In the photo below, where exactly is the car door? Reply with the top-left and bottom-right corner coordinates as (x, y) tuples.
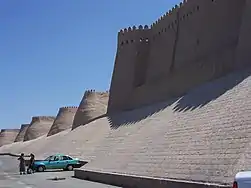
(60, 156), (69, 169)
(45, 155), (55, 169)
(46, 155), (60, 169)
(51, 156), (62, 169)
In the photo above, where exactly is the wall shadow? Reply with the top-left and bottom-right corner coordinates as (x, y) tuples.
(173, 68), (251, 112)
(107, 98), (177, 129)
(108, 68), (251, 129)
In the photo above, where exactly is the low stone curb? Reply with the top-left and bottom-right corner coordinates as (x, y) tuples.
(74, 169), (231, 188)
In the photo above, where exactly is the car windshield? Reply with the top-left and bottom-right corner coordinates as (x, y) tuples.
(44, 156), (52, 161)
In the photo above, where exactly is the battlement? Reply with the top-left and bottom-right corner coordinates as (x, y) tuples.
(150, 0), (195, 29)
(116, 0), (202, 49)
(83, 90), (109, 98)
(119, 25), (149, 35)
(117, 25), (151, 48)
(151, 2), (183, 28)
(60, 106), (78, 110)
(31, 116), (56, 123)
(61, 106), (78, 109)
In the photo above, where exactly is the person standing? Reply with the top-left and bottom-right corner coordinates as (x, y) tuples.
(17, 153), (26, 175)
(27, 153), (35, 173)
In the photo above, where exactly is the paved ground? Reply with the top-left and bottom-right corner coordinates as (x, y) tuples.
(0, 156), (120, 188)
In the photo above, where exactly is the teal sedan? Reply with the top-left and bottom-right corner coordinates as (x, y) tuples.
(33, 154), (81, 172)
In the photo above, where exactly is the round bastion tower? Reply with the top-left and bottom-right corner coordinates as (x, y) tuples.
(14, 124), (30, 142)
(0, 129), (20, 147)
(47, 106), (78, 136)
(23, 116), (55, 141)
(72, 90), (109, 130)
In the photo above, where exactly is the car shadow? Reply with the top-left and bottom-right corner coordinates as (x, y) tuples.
(43, 169), (65, 173)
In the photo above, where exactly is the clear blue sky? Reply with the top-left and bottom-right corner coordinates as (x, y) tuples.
(0, 0), (180, 129)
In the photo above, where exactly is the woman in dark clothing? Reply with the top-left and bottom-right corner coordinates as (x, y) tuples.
(27, 153), (35, 173)
(17, 153), (26, 175)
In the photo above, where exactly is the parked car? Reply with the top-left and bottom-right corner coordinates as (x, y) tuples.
(33, 154), (81, 172)
(233, 171), (251, 188)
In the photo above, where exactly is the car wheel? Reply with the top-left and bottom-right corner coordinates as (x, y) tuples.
(67, 165), (73, 171)
(37, 166), (45, 172)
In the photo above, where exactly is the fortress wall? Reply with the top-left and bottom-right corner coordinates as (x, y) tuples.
(47, 107), (78, 136)
(0, 129), (20, 147)
(108, 0), (247, 112)
(23, 116), (55, 141)
(174, 0), (244, 70)
(72, 90), (109, 130)
(14, 124), (29, 142)
(235, 0), (251, 69)
(146, 6), (178, 83)
(108, 27), (151, 113)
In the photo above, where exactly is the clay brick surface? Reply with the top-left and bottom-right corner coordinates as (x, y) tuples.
(0, 129), (19, 147)
(47, 107), (78, 136)
(14, 124), (29, 142)
(1, 69), (251, 185)
(23, 116), (55, 141)
(72, 90), (109, 130)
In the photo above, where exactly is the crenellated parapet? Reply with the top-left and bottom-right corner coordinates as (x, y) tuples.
(118, 25), (151, 48)
(61, 106), (78, 109)
(72, 89), (109, 130)
(116, 0), (200, 44)
(31, 116), (56, 123)
(59, 106), (78, 113)
(119, 25), (149, 35)
(84, 89), (109, 98)
(150, 0), (188, 29)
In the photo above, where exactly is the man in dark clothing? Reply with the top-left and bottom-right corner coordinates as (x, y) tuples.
(27, 153), (35, 174)
(17, 153), (26, 175)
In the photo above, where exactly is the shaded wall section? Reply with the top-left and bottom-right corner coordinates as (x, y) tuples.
(14, 124), (29, 142)
(24, 116), (55, 141)
(235, 0), (251, 69)
(72, 90), (109, 130)
(47, 107), (78, 136)
(0, 129), (19, 147)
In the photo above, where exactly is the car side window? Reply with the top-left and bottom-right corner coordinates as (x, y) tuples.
(67, 156), (73, 160)
(62, 156), (69, 160)
(54, 156), (60, 161)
